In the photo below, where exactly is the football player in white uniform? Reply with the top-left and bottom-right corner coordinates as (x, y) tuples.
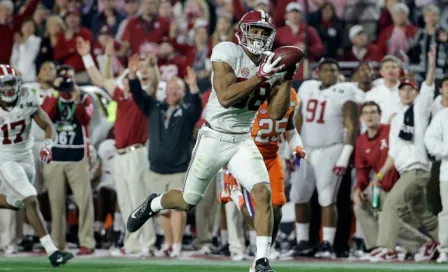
(288, 59), (364, 258)
(0, 65), (73, 266)
(127, 10), (292, 272)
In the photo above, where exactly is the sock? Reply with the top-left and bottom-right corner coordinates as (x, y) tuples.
(249, 230), (257, 247)
(322, 227), (336, 245)
(295, 223), (309, 243)
(255, 236), (271, 261)
(230, 188), (245, 212)
(221, 230), (228, 245)
(113, 212), (124, 232)
(94, 221), (103, 233)
(150, 194), (164, 213)
(40, 234), (58, 256)
(172, 243), (182, 254)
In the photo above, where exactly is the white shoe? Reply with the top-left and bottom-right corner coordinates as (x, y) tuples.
(269, 248), (281, 259)
(198, 244), (212, 255)
(170, 249), (181, 258)
(231, 252), (247, 261)
(4, 245), (17, 255)
(414, 241), (438, 262)
(248, 262), (255, 272)
(369, 247), (398, 262)
(437, 252), (448, 263)
(155, 244), (170, 257)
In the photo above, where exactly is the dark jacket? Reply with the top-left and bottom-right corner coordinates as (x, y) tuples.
(129, 78), (202, 174)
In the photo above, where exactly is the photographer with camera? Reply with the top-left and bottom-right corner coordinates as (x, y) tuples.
(41, 65), (96, 255)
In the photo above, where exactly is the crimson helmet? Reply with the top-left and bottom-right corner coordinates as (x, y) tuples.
(0, 65), (20, 103)
(235, 10), (276, 56)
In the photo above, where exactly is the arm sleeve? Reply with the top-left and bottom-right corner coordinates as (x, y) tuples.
(129, 78), (157, 117)
(424, 111), (447, 159)
(75, 94), (93, 126)
(415, 82), (435, 120)
(354, 138), (370, 191)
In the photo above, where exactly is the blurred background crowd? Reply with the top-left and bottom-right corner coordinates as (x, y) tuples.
(0, 0), (448, 263)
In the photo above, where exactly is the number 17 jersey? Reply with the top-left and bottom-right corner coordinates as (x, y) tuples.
(0, 86), (39, 161)
(206, 42), (282, 134)
(299, 80), (364, 148)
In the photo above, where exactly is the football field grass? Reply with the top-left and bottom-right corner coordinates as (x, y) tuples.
(0, 257), (447, 272)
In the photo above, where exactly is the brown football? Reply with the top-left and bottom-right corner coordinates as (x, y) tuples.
(272, 46), (306, 70)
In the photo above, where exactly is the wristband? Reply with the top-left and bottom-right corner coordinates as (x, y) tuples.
(82, 54), (95, 69)
(42, 138), (53, 150)
(376, 173), (384, 181)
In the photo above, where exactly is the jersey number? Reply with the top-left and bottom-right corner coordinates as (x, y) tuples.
(305, 99), (326, 124)
(55, 131), (76, 145)
(233, 82), (270, 111)
(1, 120), (26, 145)
(255, 118), (288, 143)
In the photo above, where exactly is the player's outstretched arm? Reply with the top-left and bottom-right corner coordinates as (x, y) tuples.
(212, 62), (263, 108)
(267, 80), (292, 120)
(33, 107), (56, 141)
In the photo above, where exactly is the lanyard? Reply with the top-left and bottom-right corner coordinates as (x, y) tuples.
(58, 99), (76, 121)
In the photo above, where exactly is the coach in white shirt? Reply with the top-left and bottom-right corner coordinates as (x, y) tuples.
(366, 48), (438, 262)
(425, 107), (448, 263)
(365, 55), (402, 124)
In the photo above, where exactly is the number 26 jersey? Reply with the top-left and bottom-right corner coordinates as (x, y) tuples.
(206, 42), (283, 134)
(299, 80), (364, 148)
(0, 86), (39, 161)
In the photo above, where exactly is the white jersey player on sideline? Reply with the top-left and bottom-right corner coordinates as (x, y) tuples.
(287, 59), (364, 258)
(0, 65), (73, 266)
(127, 10), (299, 272)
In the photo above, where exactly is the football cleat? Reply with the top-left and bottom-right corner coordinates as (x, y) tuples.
(254, 258), (275, 272)
(127, 193), (160, 233)
(437, 252), (448, 263)
(49, 250), (74, 267)
(314, 241), (334, 258)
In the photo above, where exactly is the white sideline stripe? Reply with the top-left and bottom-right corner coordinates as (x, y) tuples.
(0, 257), (446, 270)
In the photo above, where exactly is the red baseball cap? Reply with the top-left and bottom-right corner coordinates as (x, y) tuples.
(398, 79), (418, 90)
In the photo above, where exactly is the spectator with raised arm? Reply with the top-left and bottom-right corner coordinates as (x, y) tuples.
(0, 0), (40, 64)
(127, 55), (202, 258)
(53, 8), (94, 83)
(10, 19), (41, 82)
(367, 46), (438, 262)
(77, 37), (158, 256)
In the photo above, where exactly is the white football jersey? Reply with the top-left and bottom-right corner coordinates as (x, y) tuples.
(0, 86), (39, 161)
(299, 80), (365, 148)
(205, 42), (282, 133)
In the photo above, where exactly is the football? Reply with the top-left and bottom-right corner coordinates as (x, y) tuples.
(272, 46), (306, 70)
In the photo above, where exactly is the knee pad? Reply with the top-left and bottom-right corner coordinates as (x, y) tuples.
(318, 187), (336, 207)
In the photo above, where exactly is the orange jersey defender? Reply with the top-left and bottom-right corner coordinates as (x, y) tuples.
(226, 89), (299, 208)
(251, 88), (299, 158)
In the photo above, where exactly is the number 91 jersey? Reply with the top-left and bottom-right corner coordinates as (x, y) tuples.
(252, 89), (298, 158)
(0, 86), (39, 160)
(299, 80), (365, 148)
(206, 42), (283, 133)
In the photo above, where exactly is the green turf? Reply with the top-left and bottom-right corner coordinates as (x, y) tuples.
(0, 257), (446, 271)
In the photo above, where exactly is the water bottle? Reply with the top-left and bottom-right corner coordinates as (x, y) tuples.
(372, 185), (381, 209)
